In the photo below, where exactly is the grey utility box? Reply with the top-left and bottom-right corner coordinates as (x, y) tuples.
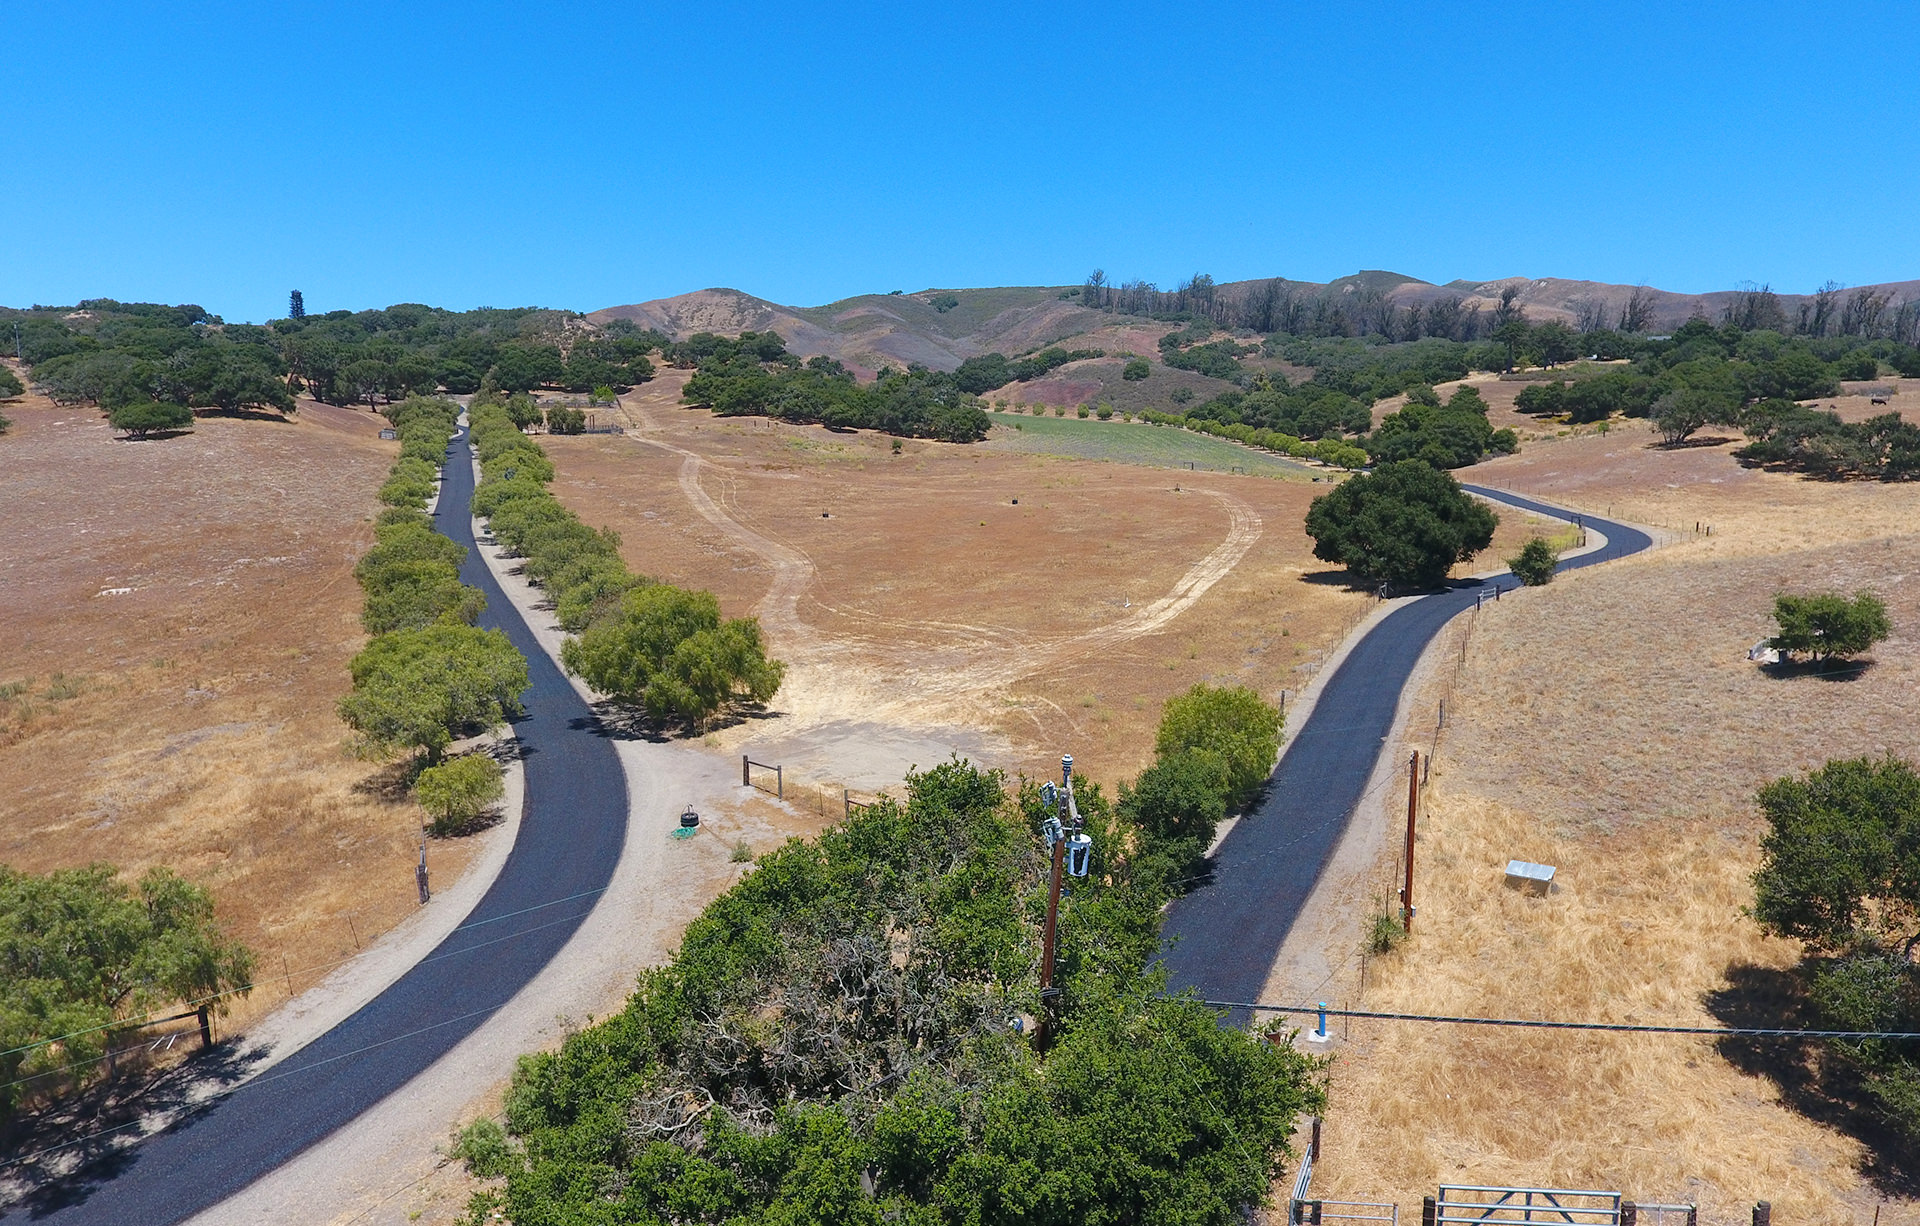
(1504, 859), (1555, 896)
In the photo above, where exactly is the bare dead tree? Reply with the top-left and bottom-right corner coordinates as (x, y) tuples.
(1571, 296), (1611, 333)
(1840, 287), (1893, 337)
(1619, 285), (1657, 334)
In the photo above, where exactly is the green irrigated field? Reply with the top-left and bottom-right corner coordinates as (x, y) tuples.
(982, 411), (1319, 479)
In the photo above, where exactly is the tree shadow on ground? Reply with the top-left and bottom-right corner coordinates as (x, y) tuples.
(0, 1037), (271, 1217)
(112, 429), (194, 443)
(1706, 961), (1920, 1194)
(1758, 658), (1874, 682)
(351, 757), (424, 802)
(1651, 435), (1740, 450)
(191, 407), (296, 425)
(580, 698), (776, 744)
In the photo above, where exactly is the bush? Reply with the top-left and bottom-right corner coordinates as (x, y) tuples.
(1769, 591), (1891, 665)
(0, 365), (23, 398)
(1122, 357), (1150, 381)
(1507, 536), (1559, 586)
(108, 400), (193, 438)
(415, 753), (505, 834)
(1154, 683), (1283, 812)
(546, 406), (585, 434)
(1096, 404), (1114, 420)
(450, 1117), (519, 1179)
(1304, 460), (1499, 591)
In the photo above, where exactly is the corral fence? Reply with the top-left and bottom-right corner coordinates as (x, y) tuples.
(1290, 1123), (1399, 1226)
(742, 755), (783, 799)
(1429, 1186), (1620, 1226)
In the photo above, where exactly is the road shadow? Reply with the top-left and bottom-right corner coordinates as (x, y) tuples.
(1706, 961), (1920, 1194)
(0, 1038), (270, 1217)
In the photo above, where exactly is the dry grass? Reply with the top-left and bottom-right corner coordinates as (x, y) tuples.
(544, 371), (1417, 785)
(1312, 425), (1920, 1221)
(0, 384), (481, 1035)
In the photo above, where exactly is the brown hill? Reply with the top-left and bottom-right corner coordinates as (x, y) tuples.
(589, 286), (1109, 377)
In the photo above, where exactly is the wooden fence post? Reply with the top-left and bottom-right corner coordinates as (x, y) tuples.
(1752, 1203), (1771, 1226)
(1422, 1196), (1437, 1226)
(197, 1005), (213, 1049)
(742, 754), (750, 786)
(1620, 1203), (1636, 1226)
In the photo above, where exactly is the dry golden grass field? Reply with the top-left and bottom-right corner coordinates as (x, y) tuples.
(542, 370), (1547, 791)
(0, 380), (482, 1037)
(1313, 419), (1920, 1223)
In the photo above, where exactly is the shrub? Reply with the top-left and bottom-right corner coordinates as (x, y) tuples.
(1077, 405), (1090, 418)
(1304, 460), (1499, 591)
(108, 400), (193, 438)
(450, 1117), (519, 1178)
(1365, 909), (1405, 956)
(0, 365), (23, 398)
(546, 406), (586, 434)
(415, 753), (505, 834)
(1096, 404), (1114, 420)
(1769, 591), (1891, 665)
(1507, 536), (1559, 586)
(1154, 683), (1284, 812)
(1122, 357), (1150, 381)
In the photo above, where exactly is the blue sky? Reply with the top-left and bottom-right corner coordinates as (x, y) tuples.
(4, 1), (1917, 322)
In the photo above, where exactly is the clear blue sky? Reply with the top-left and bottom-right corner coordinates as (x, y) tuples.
(4, 1), (1917, 322)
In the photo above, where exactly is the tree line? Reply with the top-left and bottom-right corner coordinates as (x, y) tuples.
(337, 397), (529, 765)
(678, 331), (994, 443)
(467, 392), (786, 728)
(459, 685), (1317, 1225)
(3, 299), (670, 422)
(1081, 269), (1920, 346)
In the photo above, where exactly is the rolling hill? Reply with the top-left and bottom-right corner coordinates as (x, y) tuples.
(589, 273), (1920, 377)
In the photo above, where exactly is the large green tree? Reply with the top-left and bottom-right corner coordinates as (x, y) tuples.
(561, 585), (784, 728)
(1, 864), (255, 1119)
(1305, 460), (1499, 591)
(478, 761), (1322, 1225)
(1153, 683), (1283, 812)
(338, 623), (528, 760)
(1752, 757), (1920, 1142)
(1769, 592), (1891, 665)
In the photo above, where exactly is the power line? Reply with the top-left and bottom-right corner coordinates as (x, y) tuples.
(1199, 1000), (1920, 1041)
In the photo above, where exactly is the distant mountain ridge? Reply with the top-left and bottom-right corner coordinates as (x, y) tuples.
(589, 273), (1920, 374)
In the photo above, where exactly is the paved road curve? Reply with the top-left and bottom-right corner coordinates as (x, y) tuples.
(9, 427), (630, 1224)
(1158, 487), (1652, 1012)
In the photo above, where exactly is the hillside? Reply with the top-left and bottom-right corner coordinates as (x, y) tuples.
(590, 273), (1920, 375)
(588, 285), (1108, 377)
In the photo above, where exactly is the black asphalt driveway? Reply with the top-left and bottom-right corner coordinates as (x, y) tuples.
(9, 426), (629, 1224)
(1158, 487), (1651, 1012)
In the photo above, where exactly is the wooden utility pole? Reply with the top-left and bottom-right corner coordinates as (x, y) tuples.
(1034, 826), (1066, 1052)
(1034, 755), (1074, 1054)
(1402, 750), (1420, 934)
